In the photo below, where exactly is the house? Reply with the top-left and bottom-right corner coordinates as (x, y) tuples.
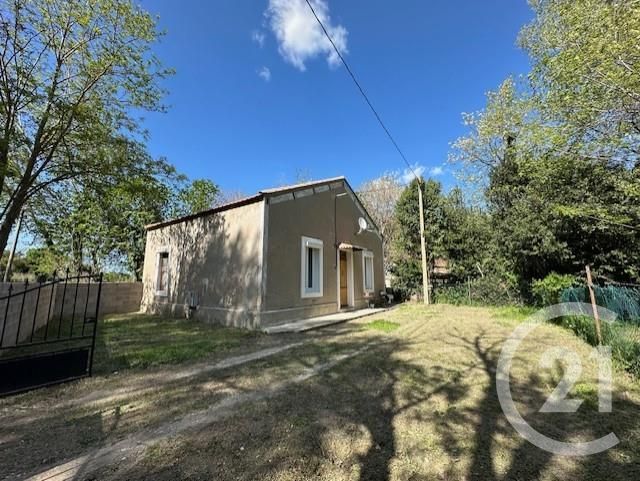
(140, 177), (384, 329)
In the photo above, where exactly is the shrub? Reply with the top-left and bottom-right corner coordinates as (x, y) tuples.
(434, 272), (522, 306)
(531, 273), (578, 306)
(554, 316), (640, 379)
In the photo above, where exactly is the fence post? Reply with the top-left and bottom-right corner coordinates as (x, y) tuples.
(585, 265), (603, 345)
(88, 273), (103, 377)
(69, 274), (80, 337)
(44, 272), (57, 340)
(0, 283), (12, 348)
(57, 269), (69, 338)
(15, 280), (28, 345)
(30, 281), (42, 342)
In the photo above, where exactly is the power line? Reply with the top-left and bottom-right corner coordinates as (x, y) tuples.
(303, 0), (421, 184)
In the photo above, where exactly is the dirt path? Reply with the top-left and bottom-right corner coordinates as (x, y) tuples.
(4, 305), (640, 481)
(23, 345), (372, 481)
(1, 318), (384, 481)
(50, 341), (307, 410)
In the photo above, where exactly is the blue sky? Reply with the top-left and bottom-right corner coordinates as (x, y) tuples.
(140, 0), (533, 195)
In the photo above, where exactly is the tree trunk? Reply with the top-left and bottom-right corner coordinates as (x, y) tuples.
(0, 193), (25, 255)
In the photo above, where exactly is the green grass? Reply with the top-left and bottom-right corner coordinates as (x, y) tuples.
(491, 305), (537, 325)
(363, 319), (400, 332)
(93, 313), (258, 374)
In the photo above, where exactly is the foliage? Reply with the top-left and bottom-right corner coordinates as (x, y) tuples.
(0, 0), (171, 255)
(531, 273), (578, 306)
(23, 247), (66, 279)
(390, 177), (495, 298)
(171, 179), (220, 217)
(434, 272), (522, 306)
(390, 178), (446, 296)
(30, 170), (218, 279)
(449, 0), (640, 297)
(554, 315), (640, 379)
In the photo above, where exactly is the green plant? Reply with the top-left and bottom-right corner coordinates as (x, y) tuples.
(434, 272), (522, 307)
(531, 273), (577, 306)
(364, 320), (400, 332)
(554, 315), (640, 379)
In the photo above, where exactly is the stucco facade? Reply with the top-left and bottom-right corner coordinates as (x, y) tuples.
(141, 177), (384, 329)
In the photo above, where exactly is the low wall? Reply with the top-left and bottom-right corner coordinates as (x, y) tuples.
(0, 282), (142, 347)
(53, 282), (143, 319)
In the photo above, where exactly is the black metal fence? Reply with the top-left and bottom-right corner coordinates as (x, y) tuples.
(0, 271), (103, 396)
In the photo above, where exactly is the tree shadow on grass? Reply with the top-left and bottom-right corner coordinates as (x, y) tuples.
(439, 328), (640, 481)
(9, 322), (640, 481)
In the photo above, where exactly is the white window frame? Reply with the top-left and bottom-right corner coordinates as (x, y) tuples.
(301, 236), (323, 298)
(155, 247), (170, 297)
(362, 250), (375, 294)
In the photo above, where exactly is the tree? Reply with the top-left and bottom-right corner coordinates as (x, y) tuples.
(391, 178), (447, 294)
(449, 0), (640, 286)
(171, 179), (220, 218)
(0, 0), (170, 254)
(440, 187), (492, 282)
(520, 0), (640, 163)
(358, 174), (403, 273)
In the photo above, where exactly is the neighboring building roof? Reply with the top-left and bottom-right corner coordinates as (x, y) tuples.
(145, 176), (380, 236)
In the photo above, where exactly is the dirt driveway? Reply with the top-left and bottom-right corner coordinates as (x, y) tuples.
(2, 305), (640, 480)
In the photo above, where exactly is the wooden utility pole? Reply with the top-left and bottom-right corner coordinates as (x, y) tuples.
(585, 265), (603, 345)
(418, 184), (430, 305)
(3, 210), (24, 283)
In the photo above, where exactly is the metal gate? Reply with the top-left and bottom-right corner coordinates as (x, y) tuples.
(0, 271), (103, 396)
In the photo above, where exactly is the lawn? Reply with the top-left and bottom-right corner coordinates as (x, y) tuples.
(2, 304), (640, 480)
(93, 313), (260, 374)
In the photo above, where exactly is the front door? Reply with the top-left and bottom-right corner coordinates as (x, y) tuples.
(339, 251), (348, 307)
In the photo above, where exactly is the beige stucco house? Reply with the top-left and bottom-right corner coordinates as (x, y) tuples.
(140, 177), (384, 329)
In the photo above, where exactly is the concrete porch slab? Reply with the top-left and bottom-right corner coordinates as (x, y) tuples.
(262, 307), (388, 334)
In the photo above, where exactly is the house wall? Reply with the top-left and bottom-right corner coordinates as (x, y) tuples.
(262, 181), (384, 326)
(140, 201), (264, 329)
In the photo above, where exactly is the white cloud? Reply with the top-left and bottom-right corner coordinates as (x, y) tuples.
(399, 164), (425, 184)
(252, 30), (266, 47)
(265, 0), (348, 71)
(429, 166), (444, 176)
(258, 66), (271, 82)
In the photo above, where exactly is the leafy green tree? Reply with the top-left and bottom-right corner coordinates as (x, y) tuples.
(23, 247), (66, 279)
(391, 178), (446, 294)
(440, 187), (492, 282)
(171, 179), (220, 217)
(449, 0), (640, 289)
(391, 179), (494, 295)
(0, 0), (171, 254)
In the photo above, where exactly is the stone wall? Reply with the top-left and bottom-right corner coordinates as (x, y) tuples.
(0, 282), (142, 348)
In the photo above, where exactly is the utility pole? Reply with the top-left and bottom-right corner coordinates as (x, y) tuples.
(3, 210), (24, 283)
(418, 183), (430, 305)
(585, 265), (602, 345)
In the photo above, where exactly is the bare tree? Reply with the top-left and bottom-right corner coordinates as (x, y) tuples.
(357, 173), (403, 275)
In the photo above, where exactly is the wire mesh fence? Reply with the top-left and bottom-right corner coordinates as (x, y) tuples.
(561, 285), (640, 324)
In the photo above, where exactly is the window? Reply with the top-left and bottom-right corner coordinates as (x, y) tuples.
(301, 237), (323, 298)
(363, 251), (374, 293)
(156, 250), (169, 296)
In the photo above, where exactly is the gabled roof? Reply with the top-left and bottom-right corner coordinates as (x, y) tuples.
(259, 176), (345, 194)
(145, 176), (380, 237)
